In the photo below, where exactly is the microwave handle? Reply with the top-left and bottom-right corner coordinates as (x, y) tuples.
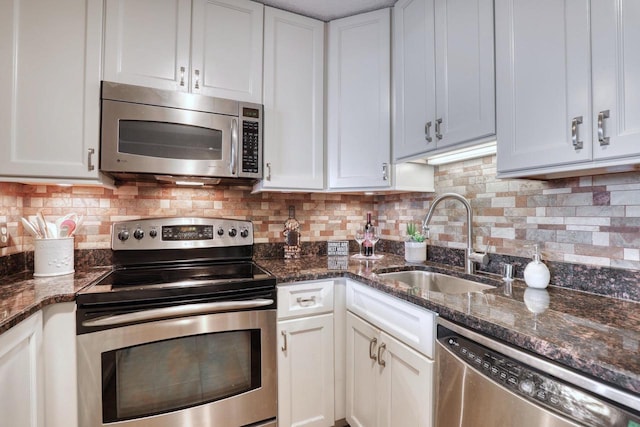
(231, 118), (238, 175)
(81, 299), (274, 327)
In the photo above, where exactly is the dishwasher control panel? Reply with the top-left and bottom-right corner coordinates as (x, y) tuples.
(440, 332), (640, 427)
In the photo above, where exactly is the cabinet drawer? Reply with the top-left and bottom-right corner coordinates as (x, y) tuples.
(346, 279), (436, 358)
(277, 280), (335, 319)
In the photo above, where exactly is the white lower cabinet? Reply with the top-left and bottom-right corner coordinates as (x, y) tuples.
(277, 280), (336, 427)
(346, 280), (435, 427)
(0, 304), (78, 427)
(42, 302), (78, 427)
(0, 312), (44, 427)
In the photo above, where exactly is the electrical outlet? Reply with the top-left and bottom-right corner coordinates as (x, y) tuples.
(0, 222), (8, 247)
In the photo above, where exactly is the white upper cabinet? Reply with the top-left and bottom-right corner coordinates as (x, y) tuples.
(495, 0), (591, 173)
(327, 9), (392, 190)
(393, 0), (495, 161)
(257, 7), (325, 191)
(591, 0), (640, 161)
(103, 0), (191, 92)
(103, 0), (263, 103)
(496, 0), (640, 178)
(0, 0), (104, 183)
(191, 0), (263, 101)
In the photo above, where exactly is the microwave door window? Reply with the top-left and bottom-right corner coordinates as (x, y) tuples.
(118, 121), (223, 161)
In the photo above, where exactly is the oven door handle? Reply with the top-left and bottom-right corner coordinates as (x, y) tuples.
(81, 299), (274, 327)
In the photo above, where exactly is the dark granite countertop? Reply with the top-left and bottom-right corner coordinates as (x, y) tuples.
(0, 268), (111, 334)
(1, 254), (638, 400)
(257, 254), (640, 398)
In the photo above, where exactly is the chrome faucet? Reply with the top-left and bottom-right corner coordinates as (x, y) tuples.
(422, 193), (488, 274)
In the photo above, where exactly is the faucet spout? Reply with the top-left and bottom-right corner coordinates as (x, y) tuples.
(422, 193), (487, 274)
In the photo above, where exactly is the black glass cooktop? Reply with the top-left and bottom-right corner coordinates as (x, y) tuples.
(77, 261), (276, 306)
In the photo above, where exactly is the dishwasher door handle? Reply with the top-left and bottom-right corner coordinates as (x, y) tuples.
(82, 299), (274, 327)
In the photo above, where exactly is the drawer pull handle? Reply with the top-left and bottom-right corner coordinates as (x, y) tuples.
(179, 66), (185, 86)
(87, 148), (95, 171)
(598, 110), (610, 146)
(425, 121), (433, 142)
(296, 296), (316, 307)
(571, 116), (583, 150)
(281, 330), (287, 352)
(435, 118), (443, 140)
(369, 337), (378, 361)
(378, 343), (387, 367)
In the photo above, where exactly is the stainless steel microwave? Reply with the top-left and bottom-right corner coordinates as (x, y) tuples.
(100, 81), (262, 184)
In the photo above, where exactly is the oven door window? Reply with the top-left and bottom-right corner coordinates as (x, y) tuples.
(118, 120), (223, 161)
(101, 330), (261, 422)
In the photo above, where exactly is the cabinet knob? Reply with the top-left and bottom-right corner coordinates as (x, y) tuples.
(597, 110), (610, 146)
(571, 116), (584, 150)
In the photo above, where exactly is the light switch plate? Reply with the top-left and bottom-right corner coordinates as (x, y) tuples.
(0, 222), (8, 247)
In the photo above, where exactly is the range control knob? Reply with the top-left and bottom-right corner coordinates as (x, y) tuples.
(229, 228), (237, 237)
(240, 228), (249, 238)
(149, 229), (158, 238)
(118, 229), (130, 241)
(217, 227), (225, 236)
(133, 229), (144, 240)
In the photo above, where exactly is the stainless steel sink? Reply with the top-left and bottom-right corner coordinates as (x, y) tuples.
(378, 271), (495, 294)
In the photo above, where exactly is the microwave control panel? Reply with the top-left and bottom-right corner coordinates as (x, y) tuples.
(240, 106), (261, 178)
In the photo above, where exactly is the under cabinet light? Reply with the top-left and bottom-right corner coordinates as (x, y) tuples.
(175, 181), (205, 186)
(426, 141), (497, 165)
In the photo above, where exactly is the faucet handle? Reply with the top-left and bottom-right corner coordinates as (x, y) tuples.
(469, 239), (491, 266)
(422, 225), (430, 240)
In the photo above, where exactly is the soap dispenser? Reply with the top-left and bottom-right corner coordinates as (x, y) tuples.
(524, 244), (550, 289)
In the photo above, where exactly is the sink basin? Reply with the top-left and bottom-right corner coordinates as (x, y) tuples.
(378, 271), (495, 294)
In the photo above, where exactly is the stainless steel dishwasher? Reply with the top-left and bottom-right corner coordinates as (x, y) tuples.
(436, 319), (640, 427)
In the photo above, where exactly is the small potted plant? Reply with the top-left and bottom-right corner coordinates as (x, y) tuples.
(405, 223), (427, 263)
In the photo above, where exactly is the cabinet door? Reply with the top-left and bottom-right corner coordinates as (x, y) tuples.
(378, 332), (434, 427)
(42, 303), (78, 427)
(261, 7), (325, 190)
(393, 0), (437, 160)
(434, 0), (495, 149)
(591, 0), (640, 160)
(496, 0), (592, 173)
(191, 0), (263, 102)
(346, 312), (380, 427)
(0, 312), (43, 427)
(327, 9), (391, 189)
(103, 0), (192, 92)
(278, 314), (335, 427)
(0, 0), (102, 180)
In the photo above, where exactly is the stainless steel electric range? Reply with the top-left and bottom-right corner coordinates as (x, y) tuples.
(76, 217), (277, 427)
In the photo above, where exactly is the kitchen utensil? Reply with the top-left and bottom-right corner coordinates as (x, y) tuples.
(46, 222), (58, 239)
(36, 214), (50, 239)
(21, 217), (42, 238)
(59, 219), (76, 237)
(70, 215), (83, 237)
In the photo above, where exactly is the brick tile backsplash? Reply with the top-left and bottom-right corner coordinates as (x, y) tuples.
(1, 154), (640, 270)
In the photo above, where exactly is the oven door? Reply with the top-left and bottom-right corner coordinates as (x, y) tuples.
(77, 309), (276, 427)
(101, 99), (238, 178)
